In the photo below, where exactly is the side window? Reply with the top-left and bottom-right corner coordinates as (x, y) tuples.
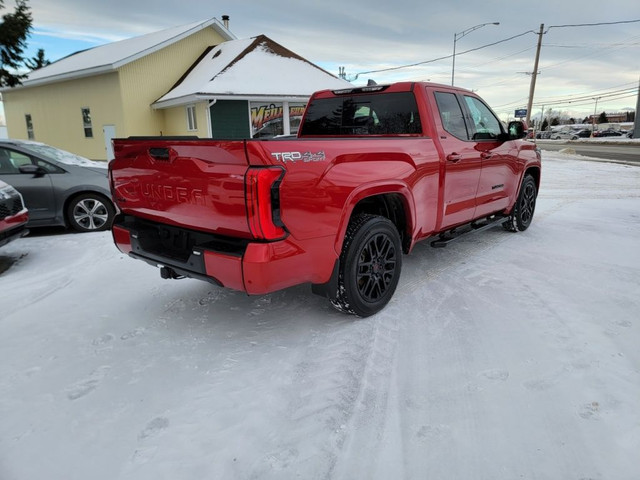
(34, 158), (64, 173)
(186, 105), (198, 131)
(0, 149), (64, 174)
(0, 148), (19, 173)
(434, 92), (469, 140)
(463, 96), (502, 140)
(0, 149), (32, 174)
(81, 107), (93, 138)
(10, 152), (33, 169)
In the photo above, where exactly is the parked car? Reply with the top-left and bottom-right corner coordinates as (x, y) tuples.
(573, 129), (592, 138)
(0, 179), (29, 247)
(535, 131), (552, 139)
(550, 131), (575, 140)
(593, 129), (623, 137)
(0, 140), (115, 232)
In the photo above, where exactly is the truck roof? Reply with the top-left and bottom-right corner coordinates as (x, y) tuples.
(311, 81), (474, 99)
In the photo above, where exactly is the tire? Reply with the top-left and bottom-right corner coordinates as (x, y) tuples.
(331, 214), (402, 317)
(66, 193), (115, 232)
(504, 175), (537, 232)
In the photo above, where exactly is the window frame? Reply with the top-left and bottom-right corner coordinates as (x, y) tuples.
(186, 105), (198, 131)
(461, 95), (504, 141)
(434, 91), (470, 141)
(81, 107), (93, 138)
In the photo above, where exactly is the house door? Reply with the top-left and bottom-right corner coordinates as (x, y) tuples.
(103, 125), (116, 161)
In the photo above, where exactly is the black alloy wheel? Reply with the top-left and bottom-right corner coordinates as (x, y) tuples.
(504, 175), (537, 232)
(332, 214), (402, 317)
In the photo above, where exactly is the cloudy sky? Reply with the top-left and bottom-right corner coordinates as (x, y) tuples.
(19, 0), (640, 120)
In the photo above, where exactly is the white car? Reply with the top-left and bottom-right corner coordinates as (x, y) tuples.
(550, 131), (578, 140)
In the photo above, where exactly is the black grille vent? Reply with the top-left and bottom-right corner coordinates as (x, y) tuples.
(0, 194), (25, 220)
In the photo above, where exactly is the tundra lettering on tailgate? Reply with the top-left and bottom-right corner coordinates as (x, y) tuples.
(139, 182), (205, 206)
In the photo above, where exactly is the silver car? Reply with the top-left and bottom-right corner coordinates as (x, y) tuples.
(0, 140), (115, 232)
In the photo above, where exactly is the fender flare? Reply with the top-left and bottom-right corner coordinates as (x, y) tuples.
(332, 182), (417, 255)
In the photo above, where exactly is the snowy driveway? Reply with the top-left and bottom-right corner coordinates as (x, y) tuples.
(1, 153), (639, 480)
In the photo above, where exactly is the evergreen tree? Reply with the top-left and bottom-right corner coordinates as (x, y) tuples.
(598, 111), (608, 124)
(0, 0), (33, 87)
(25, 47), (49, 70)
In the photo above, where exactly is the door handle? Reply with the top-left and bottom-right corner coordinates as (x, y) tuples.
(480, 152), (494, 160)
(447, 153), (462, 163)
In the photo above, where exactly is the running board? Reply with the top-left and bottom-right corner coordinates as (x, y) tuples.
(430, 216), (508, 248)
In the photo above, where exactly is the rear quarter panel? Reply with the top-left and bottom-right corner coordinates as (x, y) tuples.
(246, 138), (441, 253)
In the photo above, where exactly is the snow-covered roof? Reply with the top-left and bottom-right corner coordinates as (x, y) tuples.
(7, 18), (235, 90)
(153, 35), (352, 108)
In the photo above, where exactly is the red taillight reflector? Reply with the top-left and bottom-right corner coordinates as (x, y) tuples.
(245, 167), (286, 240)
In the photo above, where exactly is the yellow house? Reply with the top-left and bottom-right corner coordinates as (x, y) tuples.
(1, 17), (235, 160)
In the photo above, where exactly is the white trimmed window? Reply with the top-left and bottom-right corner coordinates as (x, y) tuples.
(186, 105), (198, 131)
(81, 107), (93, 138)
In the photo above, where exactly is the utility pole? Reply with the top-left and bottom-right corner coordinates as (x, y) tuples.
(526, 24), (544, 126)
(634, 77), (640, 139)
(591, 96), (601, 137)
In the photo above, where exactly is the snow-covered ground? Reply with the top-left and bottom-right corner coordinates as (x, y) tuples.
(1, 152), (639, 480)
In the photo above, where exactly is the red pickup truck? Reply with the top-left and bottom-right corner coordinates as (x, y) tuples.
(110, 82), (541, 316)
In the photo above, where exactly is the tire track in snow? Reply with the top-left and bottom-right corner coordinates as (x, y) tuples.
(266, 320), (379, 479)
(229, 314), (404, 480)
(327, 312), (405, 480)
(2, 274), (73, 319)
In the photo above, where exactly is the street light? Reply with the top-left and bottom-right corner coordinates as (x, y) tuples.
(452, 22), (499, 86)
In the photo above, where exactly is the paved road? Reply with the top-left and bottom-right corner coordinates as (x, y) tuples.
(536, 140), (640, 163)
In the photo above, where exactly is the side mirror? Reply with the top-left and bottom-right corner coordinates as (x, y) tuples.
(19, 164), (47, 177)
(508, 121), (527, 140)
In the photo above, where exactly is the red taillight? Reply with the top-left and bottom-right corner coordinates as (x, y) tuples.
(245, 167), (286, 240)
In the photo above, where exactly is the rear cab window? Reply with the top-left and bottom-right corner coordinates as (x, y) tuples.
(300, 91), (422, 136)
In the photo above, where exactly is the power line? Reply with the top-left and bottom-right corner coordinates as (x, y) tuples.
(493, 83), (638, 111)
(546, 19), (640, 32)
(348, 19), (640, 80)
(534, 87), (636, 105)
(350, 30), (536, 79)
(533, 93), (637, 110)
(540, 33), (640, 71)
(459, 46), (536, 71)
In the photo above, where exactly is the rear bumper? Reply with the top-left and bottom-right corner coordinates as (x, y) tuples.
(112, 215), (337, 295)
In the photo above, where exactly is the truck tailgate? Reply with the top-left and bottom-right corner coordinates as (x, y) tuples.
(110, 139), (251, 237)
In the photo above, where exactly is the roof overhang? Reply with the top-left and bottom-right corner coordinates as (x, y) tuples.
(1, 65), (118, 91)
(152, 93), (311, 109)
(1, 18), (236, 92)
